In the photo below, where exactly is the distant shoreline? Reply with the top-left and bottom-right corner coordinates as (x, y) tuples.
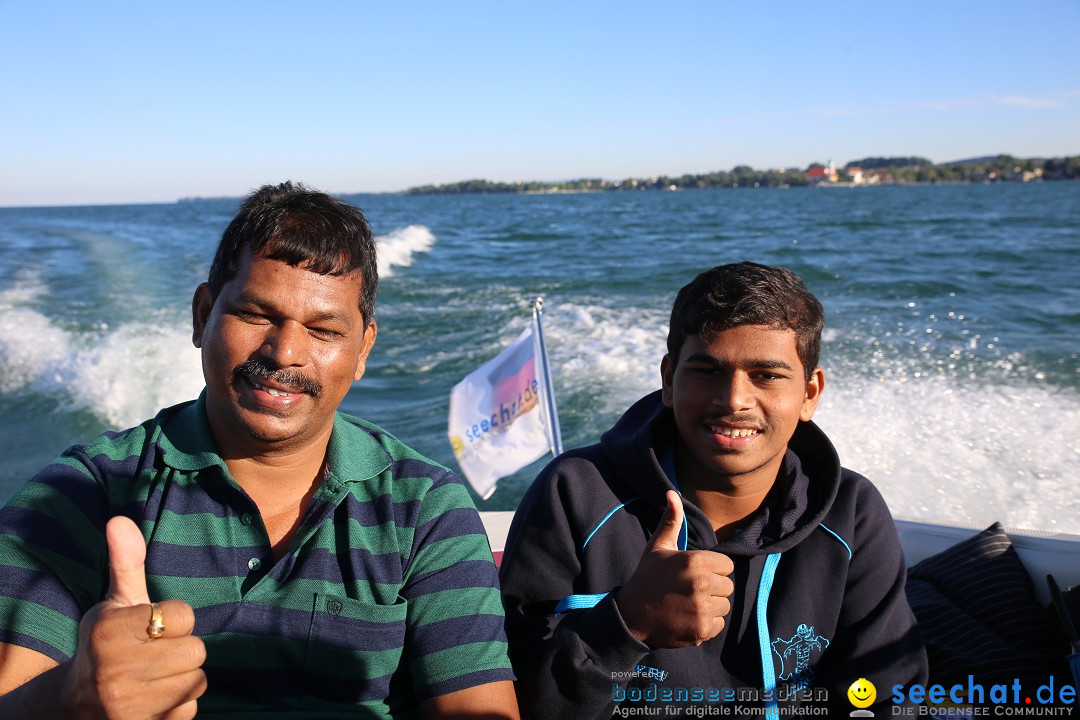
(421, 178), (1074, 197)
(406, 154), (1080, 196)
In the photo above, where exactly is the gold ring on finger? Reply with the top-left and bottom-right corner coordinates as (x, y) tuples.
(147, 602), (165, 639)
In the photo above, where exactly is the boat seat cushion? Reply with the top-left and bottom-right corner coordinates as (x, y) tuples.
(906, 522), (1067, 686)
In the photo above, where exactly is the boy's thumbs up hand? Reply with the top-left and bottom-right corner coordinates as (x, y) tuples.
(615, 492), (735, 648)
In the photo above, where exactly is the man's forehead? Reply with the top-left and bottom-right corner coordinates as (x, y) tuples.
(247, 244), (359, 271)
(223, 250), (365, 308)
(236, 248), (364, 283)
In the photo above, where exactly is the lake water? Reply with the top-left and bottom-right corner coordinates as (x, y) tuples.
(1, 183), (1077, 532)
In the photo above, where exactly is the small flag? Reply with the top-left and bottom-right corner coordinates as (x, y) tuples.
(449, 324), (553, 499)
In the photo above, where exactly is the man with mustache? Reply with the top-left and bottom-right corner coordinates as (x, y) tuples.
(500, 262), (926, 717)
(0, 183), (518, 719)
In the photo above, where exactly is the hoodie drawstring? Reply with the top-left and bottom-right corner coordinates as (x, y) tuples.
(756, 552), (783, 716)
(554, 592), (608, 614)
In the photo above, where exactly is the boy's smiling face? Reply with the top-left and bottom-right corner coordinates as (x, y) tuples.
(661, 324), (823, 491)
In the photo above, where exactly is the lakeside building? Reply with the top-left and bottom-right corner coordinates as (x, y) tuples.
(807, 160), (839, 184)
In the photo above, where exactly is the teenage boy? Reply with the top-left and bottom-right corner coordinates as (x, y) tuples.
(500, 262), (926, 717)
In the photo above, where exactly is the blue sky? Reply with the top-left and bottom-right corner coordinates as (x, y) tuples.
(2, 1), (1077, 206)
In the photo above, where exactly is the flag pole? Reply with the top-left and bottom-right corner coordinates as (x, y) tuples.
(531, 297), (563, 457)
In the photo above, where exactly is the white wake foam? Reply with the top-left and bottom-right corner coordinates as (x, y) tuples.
(0, 275), (73, 394)
(0, 277), (203, 428)
(375, 225), (435, 277)
(818, 376), (1080, 533)
(66, 324), (204, 429)
(542, 302), (668, 410)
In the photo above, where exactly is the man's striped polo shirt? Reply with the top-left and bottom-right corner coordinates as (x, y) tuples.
(0, 393), (514, 718)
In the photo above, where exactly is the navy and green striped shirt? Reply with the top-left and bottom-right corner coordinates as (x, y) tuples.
(0, 394), (513, 718)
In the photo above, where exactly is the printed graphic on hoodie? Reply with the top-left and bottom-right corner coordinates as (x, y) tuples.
(772, 623), (830, 690)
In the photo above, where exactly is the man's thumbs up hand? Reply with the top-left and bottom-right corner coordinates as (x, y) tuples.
(62, 516), (207, 720)
(615, 492), (734, 648)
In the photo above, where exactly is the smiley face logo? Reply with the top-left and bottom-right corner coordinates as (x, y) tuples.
(847, 678), (876, 708)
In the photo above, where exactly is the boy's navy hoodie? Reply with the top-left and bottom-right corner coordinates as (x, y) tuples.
(500, 391), (927, 718)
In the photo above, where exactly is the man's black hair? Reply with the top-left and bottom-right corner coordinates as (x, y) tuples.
(666, 262), (825, 381)
(207, 182), (378, 324)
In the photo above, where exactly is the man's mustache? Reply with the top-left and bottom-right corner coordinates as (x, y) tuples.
(234, 359), (322, 398)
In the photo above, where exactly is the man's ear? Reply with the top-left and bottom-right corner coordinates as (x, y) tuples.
(192, 283), (212, 348)
(353, 321), (378, 381)
(800, 366), (826, 422)
(660, 354), (674, 408)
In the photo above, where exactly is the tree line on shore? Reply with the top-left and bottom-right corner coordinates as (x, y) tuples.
(405, 154), (1080, 195)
